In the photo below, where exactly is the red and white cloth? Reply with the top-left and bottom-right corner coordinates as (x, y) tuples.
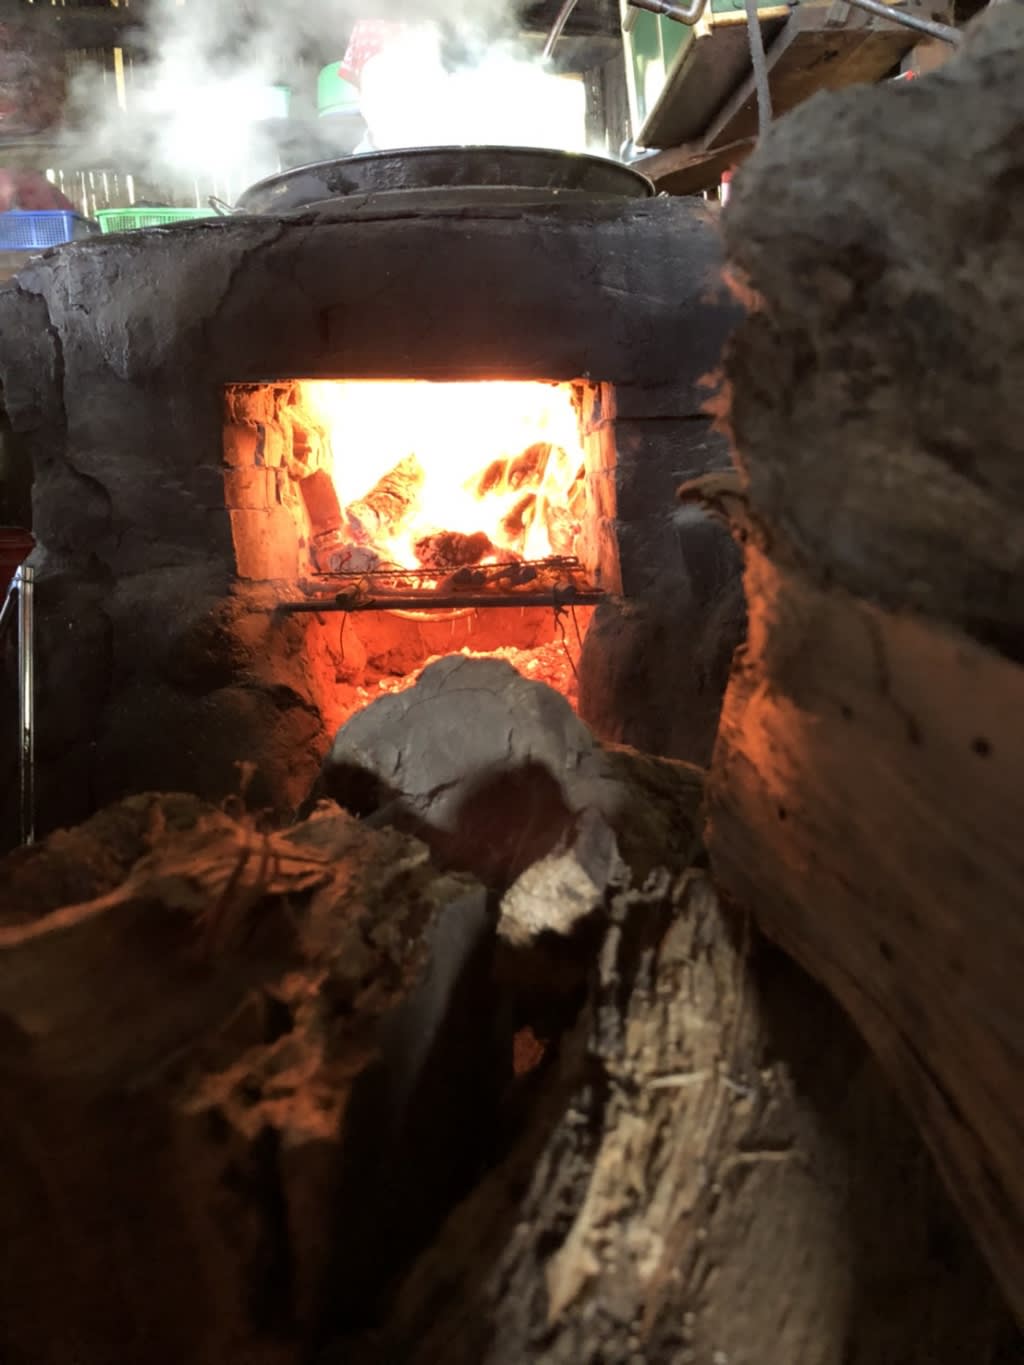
(339, 21), (409, 90)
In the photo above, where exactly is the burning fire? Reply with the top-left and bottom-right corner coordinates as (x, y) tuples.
(297, 380), (589, 578)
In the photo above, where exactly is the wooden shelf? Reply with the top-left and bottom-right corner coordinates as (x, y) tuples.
(639, 0), (930, 194)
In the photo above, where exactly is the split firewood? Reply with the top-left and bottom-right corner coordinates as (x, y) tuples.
(507, 442), (552, 490)
(476, 457), (507, 497)
(345, 453), (424, 544)
(501, 492), (537, 552)
(413, 530), (494, 571)
(567, 466), (587, 519)
(542, 498), (578, 557)
(475, 443), (552, 499)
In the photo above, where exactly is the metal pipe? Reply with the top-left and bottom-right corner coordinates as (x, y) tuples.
(626, 0), (711, 27)
(543, 0), (582, 59)
(276, 590), (605, 615)
(16, 565), (35, 846)
(833, 0), (960, 43)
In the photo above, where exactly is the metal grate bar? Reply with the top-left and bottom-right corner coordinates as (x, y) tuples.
(278, 585), (605, 615)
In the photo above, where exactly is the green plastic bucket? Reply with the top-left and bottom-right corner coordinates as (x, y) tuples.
(317, 62), (360, 117)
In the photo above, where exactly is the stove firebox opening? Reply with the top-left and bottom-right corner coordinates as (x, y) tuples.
(223, 379), (615, 732)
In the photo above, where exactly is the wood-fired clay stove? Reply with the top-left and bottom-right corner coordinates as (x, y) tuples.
(0, 190), (742, 841)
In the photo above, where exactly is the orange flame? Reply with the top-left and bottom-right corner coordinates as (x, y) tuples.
(298, 380), (587, 573)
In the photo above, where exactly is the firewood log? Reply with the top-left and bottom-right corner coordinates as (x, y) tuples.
(345, 453), (424, 544)
(0, 751), (1014, 1362)
(333, 867), (1017, 1364)
(697, 3), (1024, 1322)
(500, 492), (537, 552)
(413, 530), (494, 571)
(506, 441), (552, 490)
(475, 443), (552, 499)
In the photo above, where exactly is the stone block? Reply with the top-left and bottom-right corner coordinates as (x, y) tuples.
(299, 469), (343, 535)
(223, 466), (275, 511)
(318, 656), (597, 885)
(258, 421), (290, 469)
(229, 506), (301, 581)
(224, 384), (287, 427)
(222, 422), (261, 469)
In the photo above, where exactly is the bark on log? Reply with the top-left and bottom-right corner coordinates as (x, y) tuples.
(0, 773), (1016, 1360)
(333, 868), (1017, 1364)
(697, 2), (1024, 1323)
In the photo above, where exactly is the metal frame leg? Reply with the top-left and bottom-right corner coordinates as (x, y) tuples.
(17, 565), (34, 846)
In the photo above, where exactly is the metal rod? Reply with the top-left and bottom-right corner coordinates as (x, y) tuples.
(629, 0), (958, 40)
(543, 0), (582, 58)
(17, 565), (35, 846)
(277, 591), (605, 615)
(745, 0), (774, 130)
(830, 0), (960, 43)
(626, 0), (711, 27)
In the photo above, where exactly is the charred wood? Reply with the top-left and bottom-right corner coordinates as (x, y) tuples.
(413, 530), (495, 571)
(500, 491), (538, 551)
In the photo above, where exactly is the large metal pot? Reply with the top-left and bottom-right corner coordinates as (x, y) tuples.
(234, 145), (655, 215)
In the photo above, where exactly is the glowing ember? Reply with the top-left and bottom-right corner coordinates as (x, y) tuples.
(375, 639), (583, 701)
(297, 381), (589, 578)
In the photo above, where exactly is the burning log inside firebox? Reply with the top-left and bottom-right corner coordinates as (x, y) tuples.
(501, 492), (538, 554)
(476, 442), (552, 499)
(345, 453), (425, 544)
(413, 531), (495, 571)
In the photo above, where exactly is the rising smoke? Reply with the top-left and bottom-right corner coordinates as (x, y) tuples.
(59, 0), (591, 204)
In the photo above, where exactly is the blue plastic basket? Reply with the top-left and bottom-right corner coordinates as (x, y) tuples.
(0, 211), (92, 250)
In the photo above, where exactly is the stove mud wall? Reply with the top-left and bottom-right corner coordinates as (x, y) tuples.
(0, 196), (742, 841)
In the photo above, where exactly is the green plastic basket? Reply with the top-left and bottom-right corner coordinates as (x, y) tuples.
(94, 207), (212, 234)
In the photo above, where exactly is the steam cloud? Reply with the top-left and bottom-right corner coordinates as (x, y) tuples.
(59, 0), (593, 205)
